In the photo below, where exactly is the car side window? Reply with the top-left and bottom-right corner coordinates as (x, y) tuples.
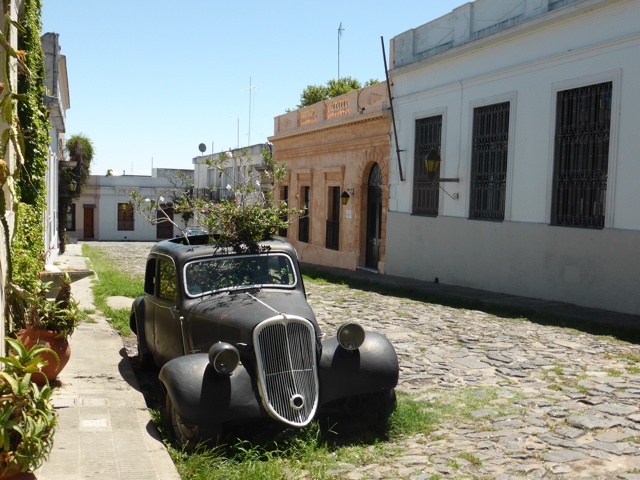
(144, 258), (156, 295)
(158, 258), (178, 302)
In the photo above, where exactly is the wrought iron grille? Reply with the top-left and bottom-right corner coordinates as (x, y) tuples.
(551, 82), (611, 229)
(413, 115), (442, 216)
(254, 316), (319, 427)
(469, 102), (510, 221)
(325, 220), (339, 250)
(298, 186), (310, 243)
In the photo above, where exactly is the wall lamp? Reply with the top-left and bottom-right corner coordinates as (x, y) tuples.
(424, 150), (460, 199)
(341, 188), (354, 206)
(68, 179), (77, 193)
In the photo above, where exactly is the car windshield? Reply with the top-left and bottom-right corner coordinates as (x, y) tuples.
(184, 253), (297, 297)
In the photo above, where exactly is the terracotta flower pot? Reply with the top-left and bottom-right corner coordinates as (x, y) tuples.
(17, 327), (71, 385)
(0, 470), (37, 479)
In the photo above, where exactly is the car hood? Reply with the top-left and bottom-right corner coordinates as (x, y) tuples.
(185, 289), (318, 353)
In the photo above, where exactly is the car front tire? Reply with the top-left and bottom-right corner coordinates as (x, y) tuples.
(166, 394), (220, 449)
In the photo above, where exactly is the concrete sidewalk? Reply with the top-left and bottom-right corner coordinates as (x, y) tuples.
(34, 244), (180, 480)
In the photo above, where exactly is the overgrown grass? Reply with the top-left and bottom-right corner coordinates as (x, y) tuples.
(82, 244), (143, 335)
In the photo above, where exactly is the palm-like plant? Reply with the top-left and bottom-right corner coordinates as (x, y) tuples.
(0, 338), (57, 475)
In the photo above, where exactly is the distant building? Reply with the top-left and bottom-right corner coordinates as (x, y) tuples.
(68, 169), (193, 241)
(269, 82), (391, 271)
(386, 0), (640, 314)
(192, 143), (269, 206)
(42, 32), (70, 265)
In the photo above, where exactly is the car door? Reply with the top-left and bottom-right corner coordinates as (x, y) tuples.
(153, 255), (185, 365)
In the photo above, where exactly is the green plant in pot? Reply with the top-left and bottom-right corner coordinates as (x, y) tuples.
(0, 338), (57, 477)
(8, 274), (80, 385)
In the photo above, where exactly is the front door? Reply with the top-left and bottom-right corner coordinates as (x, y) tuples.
(365, 164), (383, 269)
(83, 207), (94, 239)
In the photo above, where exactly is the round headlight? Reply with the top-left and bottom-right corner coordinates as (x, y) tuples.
(336, 322), (365, 351)
(208, 342), (240, 376)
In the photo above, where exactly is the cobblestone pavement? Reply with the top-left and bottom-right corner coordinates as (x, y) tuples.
(88, 242), (640, 480)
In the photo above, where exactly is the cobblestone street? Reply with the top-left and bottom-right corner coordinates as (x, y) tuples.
(89, 242), (640, 479)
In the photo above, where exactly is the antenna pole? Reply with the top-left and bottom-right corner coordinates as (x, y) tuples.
(338, 22), (344, 80)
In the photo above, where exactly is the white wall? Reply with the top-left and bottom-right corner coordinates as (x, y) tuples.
(386, 0), (640, 315)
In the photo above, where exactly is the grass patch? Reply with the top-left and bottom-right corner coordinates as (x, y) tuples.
(150, 388), (519, 480)
(82, 244), (144, 335)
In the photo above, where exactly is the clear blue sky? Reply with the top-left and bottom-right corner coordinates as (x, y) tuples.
(42, 1), (466, 176)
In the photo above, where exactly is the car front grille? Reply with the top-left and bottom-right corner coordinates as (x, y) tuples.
(253, 315), (319, 427)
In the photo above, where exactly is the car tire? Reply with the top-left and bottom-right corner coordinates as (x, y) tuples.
(324, 388), (397, 435)
(166, 394), (220, 449)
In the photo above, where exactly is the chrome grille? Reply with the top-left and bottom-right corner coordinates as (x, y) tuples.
(254, 315), (319, 427)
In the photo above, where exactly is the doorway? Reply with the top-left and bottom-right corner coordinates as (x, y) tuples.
(83, 206), (94, 239)
(365, 164), (382, 269)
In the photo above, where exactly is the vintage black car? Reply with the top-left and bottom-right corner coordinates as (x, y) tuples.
(130, 235), (398, 444)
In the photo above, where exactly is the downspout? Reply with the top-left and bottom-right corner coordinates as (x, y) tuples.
(381, 36), (404, 182)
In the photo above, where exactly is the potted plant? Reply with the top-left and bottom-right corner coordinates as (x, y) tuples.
(0, 338), (57, 478)
(8, 274), (80, 385)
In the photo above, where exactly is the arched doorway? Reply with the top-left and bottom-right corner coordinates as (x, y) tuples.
(365, 163), (383, 269)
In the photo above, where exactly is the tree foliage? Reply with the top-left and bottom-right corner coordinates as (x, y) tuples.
(297, 77), (379, 108)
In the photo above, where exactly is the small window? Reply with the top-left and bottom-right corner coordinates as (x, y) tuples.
(158, 258), (178, 302)
(117, 202), (134, 231)
(279, 185), (289, 238)
(298, 186), (310, 243)
(325, 186), (340, 250)
(66, 204), (76, 231)
(144, 258), (156, 295)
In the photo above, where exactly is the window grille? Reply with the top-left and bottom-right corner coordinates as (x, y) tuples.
(469, 102), (510, 221)
(413, 115), (442, 216)
(279, 185), (289, 238)
(325, 186), (340, 250)
(298, 186), (310, 243)
(551, 82), (611, 229)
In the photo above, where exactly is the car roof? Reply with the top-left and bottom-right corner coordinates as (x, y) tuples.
(149, 236), (299, 264)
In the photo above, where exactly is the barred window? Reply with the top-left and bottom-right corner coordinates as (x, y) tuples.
(469, 102), (510, 221)
(325, 186), (340, 250)
(413, 115), (442, 216)
(117, 202), (134, 231)
(66, 204), (76, 231)
(551, 82), (611, 229)
(278, 185), (289, 238)
(298, 186), (310, 243)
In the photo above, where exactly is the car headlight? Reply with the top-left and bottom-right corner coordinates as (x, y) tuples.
(336, 322), (365, 351)
(208, 342), (240, 376)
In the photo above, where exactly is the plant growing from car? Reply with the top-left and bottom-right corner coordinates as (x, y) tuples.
(130, 148), (302, 243)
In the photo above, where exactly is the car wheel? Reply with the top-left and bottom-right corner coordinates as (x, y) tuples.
(325, 389), (397, 435)
(166, 394), (220, 449)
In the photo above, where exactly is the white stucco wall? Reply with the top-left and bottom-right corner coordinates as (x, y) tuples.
(386, 0), (640, 315)
(69, 174), (182, 241)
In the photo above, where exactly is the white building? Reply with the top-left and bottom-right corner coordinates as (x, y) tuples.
(42, 32), (70, 265)
(192, 143), (271, 204)
(68, 169), (192, 241)
(386, 0), (640, 315)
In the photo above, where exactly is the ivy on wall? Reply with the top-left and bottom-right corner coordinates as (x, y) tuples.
(10, 0), (50, 289)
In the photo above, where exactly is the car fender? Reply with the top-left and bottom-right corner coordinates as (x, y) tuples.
(318, 331), (399, 405)
(159, 353), (265, 426)
(130, 296), (144, 334)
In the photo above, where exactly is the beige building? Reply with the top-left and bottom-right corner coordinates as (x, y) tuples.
(269, 82), (391, 272)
